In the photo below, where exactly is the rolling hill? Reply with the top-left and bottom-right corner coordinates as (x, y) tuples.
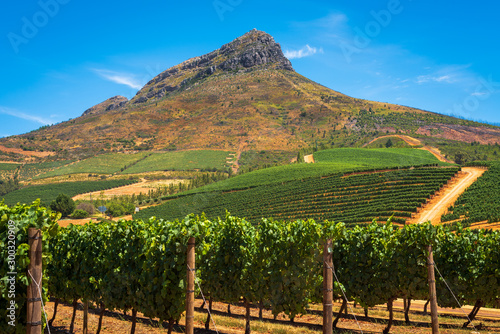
(1, 29), (499, 164)
(134, 147), (457, 223)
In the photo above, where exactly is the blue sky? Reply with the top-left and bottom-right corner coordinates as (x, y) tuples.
(1, 0), (499, 137)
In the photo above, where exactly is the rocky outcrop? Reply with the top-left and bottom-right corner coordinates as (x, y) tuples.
(82, 96), (128, 116)
(218, 29), (293, 71)
(132, 29), (294, 104)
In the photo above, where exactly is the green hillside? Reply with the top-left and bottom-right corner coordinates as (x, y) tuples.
(122, 150), (233, 173)
(0, 163), (19, 171)
(177, 147), (448, 194)
(2, 179), (138, 206)
(135, 166), (459, 225)
(35, 153), (148, 178)
(313, 148), (450, 166)
(135, 147), (457, 223)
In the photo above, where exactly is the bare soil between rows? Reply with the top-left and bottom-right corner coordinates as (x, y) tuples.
(43, 298), (500, 334)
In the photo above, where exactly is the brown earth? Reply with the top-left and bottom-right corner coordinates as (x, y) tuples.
(392, 298), (500, 319)
(419, 145), (453, 164)
(0, 160), (22, 164)
(303, 154), (315, 163)
(43, 298), (500, 334)
(0, 144), (54, 157)
(408, 167), (487, 224)
(470, 220), (500, 231)
(72, 178), (185, 201)
(417, 123), (500, 145)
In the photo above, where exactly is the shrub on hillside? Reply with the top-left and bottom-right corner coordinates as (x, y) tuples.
(107, 201), (135, 217)
(50, 193), (76, 217)
(76, 201), (96, 215)
(72, 209), (89, 219)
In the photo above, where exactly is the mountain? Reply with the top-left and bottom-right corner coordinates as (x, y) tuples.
(1, 29), (499, 161)
(82, 96), (128, 116)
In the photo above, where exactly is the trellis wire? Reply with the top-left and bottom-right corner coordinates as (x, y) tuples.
(432, 262), (479, 332)
(28, 269), (51, 334)
(325, 261), (364, 333)
(187, 263), (220, 334)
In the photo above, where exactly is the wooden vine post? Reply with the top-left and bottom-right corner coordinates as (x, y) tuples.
(427, 245), (439, 334)
(27, 228), (42, 334)
(323, 239), (333, 334)
(186, 237), (196, 334)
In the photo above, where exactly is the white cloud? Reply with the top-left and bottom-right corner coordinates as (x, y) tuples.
(415, 65), (474, 86)
(92, 69), (143, 90)
(284, 45), (323, 59)
(417, 74), (455, 84)
(0, 106), (51, 125)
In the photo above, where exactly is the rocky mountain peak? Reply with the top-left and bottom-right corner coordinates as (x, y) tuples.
(217, 29), (294, 71)
(132, 29), (293, 104)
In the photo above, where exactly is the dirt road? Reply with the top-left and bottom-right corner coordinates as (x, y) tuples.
(363, 134), (453, 163)
(364, 134), (423, 147)
(72, 178), (185, 201)
(410, 167), (486, 224)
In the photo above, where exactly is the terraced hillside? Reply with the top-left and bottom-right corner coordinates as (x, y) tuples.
(135, 166), (460, 225)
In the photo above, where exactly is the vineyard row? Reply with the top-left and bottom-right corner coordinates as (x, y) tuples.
(1, 201), (499, 333)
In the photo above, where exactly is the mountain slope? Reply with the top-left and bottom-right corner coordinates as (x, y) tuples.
(1, 29), (499, 161)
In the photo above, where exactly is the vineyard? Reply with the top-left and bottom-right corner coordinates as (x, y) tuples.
(441, 161), (500, 226)
(0, 160), (76, 183)
(313, 148), (448, 167)
(175, 147), (452, 195)
(0, 163), (19, 182)
(1, 178), (138, 206)
(35, 153), (149, 178)
(0, 163), (19, 171)
(1, 203), (499, 334)
(18, 160), (75, 180)
(122, 150), (233, 174)
(135, 166), (460, 224)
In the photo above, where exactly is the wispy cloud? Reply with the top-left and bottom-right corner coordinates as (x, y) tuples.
(415, 65), (474, 85)
(416, 74), (454, 84)
(0, 106), (51, 125)
(92, 69), (143, 90)
(284, 45), (323, 59)
(292, 13), (348, 32)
